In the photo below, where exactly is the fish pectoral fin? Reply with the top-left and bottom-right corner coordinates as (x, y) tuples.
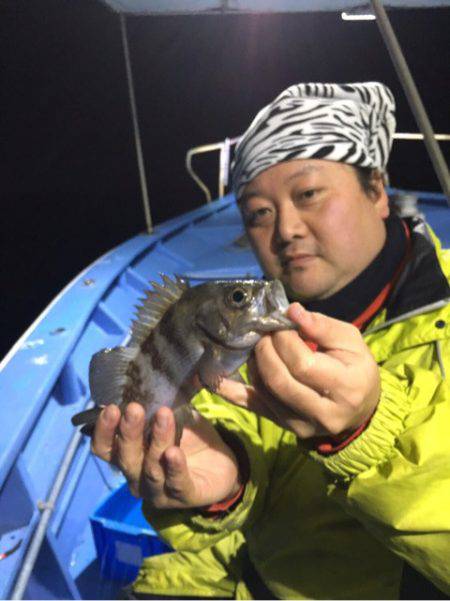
(196, 345), (227, 393)
(173, 405), (197, 446)
(197, 345), (250, 393)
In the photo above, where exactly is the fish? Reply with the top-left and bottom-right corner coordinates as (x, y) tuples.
(71, 275), (295, 441)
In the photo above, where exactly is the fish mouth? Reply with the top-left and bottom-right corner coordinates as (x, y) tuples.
(244, 280), (294, 333)
(250, 313), (296, 333)
(259, 279), (296, 331)
(267, 279), (290, 312)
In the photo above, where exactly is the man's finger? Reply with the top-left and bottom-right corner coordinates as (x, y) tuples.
(143, 407), (177, 487)
(116, 403), (146, 481)
(216, 378), (251, 405)
(287, 303), (363, 353)
(254, 336), (335, 418)
(217, 378), (278, 422)
(218, 374), (319, 436)
(269, 329), (345, 394)
(91, 404), (121, 462)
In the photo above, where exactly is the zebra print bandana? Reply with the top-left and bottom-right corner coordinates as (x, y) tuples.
(231, 82), (396, 198)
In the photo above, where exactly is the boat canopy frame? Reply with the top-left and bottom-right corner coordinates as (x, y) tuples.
(112, 0), (450, 232)
(100, 0), (450, 15)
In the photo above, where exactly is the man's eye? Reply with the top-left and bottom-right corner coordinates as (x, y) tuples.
(244, 207), (273, 226)
(295, 189), (316, 202)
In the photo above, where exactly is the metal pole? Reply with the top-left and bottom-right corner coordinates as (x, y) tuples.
(120, 14), (153, 232)
(218, 138), (231, 198)
(10, 425), (87, 599)
(370, 0), (450, 205)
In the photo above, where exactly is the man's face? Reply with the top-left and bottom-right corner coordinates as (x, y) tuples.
(239, 159), (389, 302)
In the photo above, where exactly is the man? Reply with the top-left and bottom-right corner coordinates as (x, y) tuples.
(92, 82), (450, 599)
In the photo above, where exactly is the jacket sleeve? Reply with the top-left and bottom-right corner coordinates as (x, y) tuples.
(142, 384), (284, 553)
(312, 334), (450, 596)
(132, 530), (246, 599)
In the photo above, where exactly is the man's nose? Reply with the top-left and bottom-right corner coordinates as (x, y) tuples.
(275, 205), (308, 243)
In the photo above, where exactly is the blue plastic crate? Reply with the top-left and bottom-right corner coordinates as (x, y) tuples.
(90, 483), (171, 583)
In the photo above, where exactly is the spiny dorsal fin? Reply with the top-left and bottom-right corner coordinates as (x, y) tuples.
(129, 274), (188, 346)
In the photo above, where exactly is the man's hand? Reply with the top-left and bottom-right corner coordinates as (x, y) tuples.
(218, 303), (380, 439)
(91, 403), (242, 508)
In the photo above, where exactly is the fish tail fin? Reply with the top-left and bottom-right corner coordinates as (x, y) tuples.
(89, 346), (139, 406)
(71, 345), (140, 433)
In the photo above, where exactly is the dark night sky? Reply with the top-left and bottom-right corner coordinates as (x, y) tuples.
(1, 1), (449, 358)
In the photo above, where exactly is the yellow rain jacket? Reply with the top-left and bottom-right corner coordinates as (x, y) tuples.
(134, 221), (450, 599)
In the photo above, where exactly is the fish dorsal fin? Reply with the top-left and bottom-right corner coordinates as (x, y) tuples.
(130, 274), (188, 346)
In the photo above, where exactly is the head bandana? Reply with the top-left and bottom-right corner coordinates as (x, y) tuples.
(231, 82), (396, 198)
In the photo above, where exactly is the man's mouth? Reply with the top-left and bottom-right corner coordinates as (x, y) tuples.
(282, 253), (316, 268)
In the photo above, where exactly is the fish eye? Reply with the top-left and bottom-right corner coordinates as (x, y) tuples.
(229, 286), (249, 308)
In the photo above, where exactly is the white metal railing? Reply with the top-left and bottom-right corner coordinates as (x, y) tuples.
(185, 136), (241, 203)
(393, 133), (450, 141)
(186, 133), (450, 204)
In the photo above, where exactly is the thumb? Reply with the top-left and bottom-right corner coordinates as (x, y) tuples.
(286, 303), (360, 352)
(162, 446), (195, 503)
(286, 303), (318, 352)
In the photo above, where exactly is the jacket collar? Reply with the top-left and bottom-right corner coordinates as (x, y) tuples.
(384, 216), (450, 321)
(364, 217), (450, 362)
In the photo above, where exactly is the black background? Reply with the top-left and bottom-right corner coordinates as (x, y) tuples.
(1, 1), (449, 358)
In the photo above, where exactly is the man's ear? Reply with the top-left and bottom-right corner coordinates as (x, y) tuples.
(371, 173), (390, 219)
